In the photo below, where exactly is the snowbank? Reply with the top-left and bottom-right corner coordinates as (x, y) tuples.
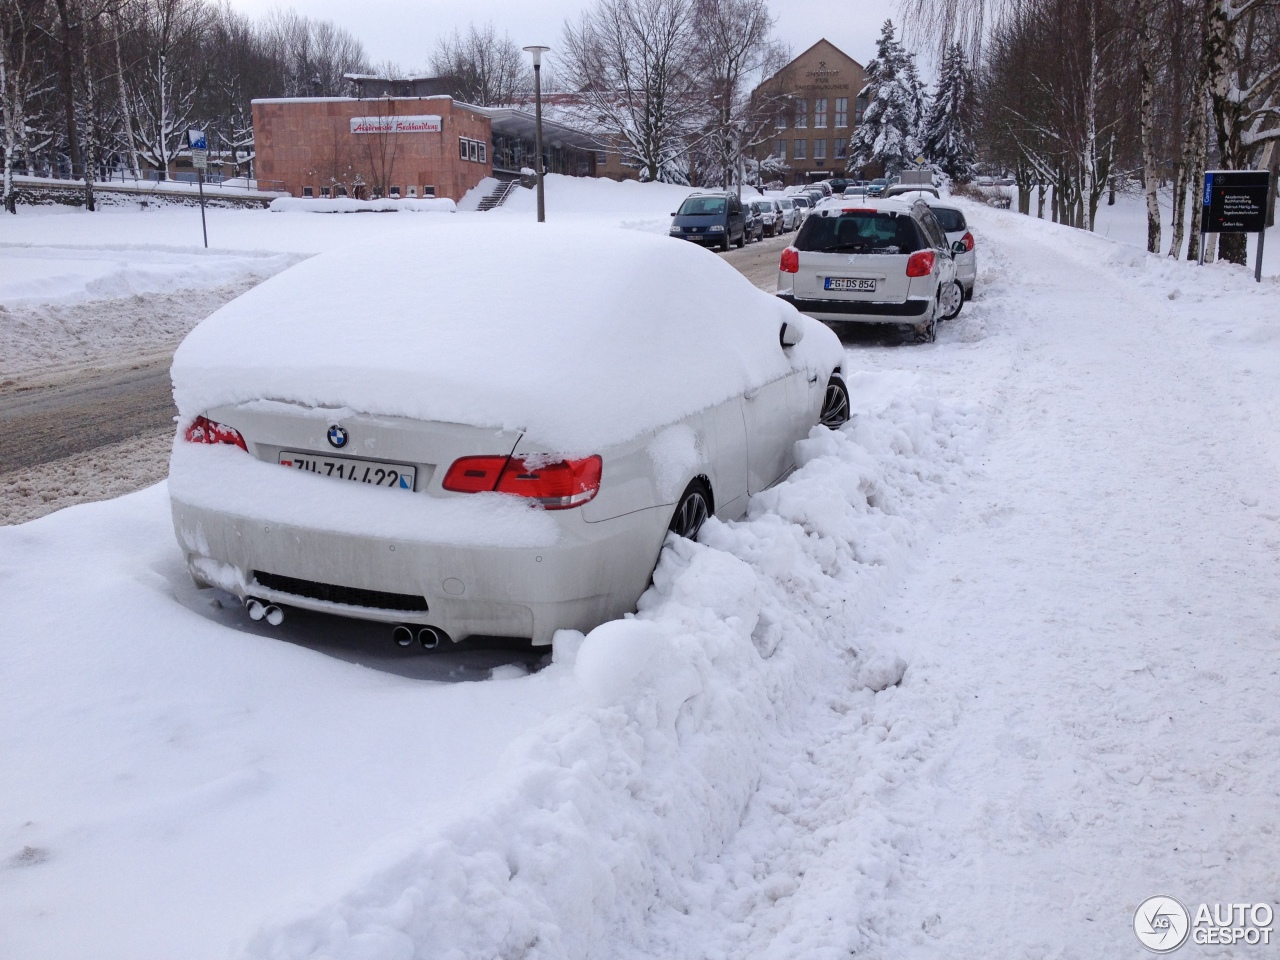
(238, 373), (974, 959)
(0, 366), (973, 959)
(0, 244), (296, 308)
(171, 223), (842, 453)
(490, 174), (706, 233)
(268, 197), (456, 214)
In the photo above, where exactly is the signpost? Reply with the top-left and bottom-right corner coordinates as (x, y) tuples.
(1198, 170), (1271, 282)
(188, 128), (208, 248)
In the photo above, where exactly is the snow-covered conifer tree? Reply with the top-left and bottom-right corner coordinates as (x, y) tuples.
(922, 42), (977, 182)
(846, 20), (925, 176)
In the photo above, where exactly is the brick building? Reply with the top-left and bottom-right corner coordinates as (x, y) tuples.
(750, 39), (871, 186)
(252, 94), (604, 201)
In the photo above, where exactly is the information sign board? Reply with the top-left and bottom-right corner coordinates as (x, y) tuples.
(1200, 170), (1269, 234)
(188, 128), (208, 170)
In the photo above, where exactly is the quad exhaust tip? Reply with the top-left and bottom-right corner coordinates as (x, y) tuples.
(246, 598), (284, 626)
(392, 624), (451, 649)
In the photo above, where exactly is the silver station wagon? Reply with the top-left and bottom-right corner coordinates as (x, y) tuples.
(775, 197), (963, 342)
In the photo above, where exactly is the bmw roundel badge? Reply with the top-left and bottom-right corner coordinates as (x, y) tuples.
(327, 424), (348, 449)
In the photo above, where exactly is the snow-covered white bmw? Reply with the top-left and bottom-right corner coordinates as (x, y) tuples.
(775, 196), (962, 341)
(168, 224), (848, 647)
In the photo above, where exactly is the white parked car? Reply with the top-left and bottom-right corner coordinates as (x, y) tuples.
(775, 197), (801, 232)
(926, 200), (977, 300)
(775, 197), (963, 342)
(168, 225), (848, 648)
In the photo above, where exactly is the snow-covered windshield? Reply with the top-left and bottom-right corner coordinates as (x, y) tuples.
(795, 211), (923, 255)
(678, 197), (726, 216)
(931, 208), (966, 232)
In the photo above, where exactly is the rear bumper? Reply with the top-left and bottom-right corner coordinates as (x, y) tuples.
(168, 445), (673, 644)
(776, 293), (931, 323)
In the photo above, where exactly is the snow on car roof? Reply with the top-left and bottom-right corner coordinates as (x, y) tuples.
(172, 222), (841, 454)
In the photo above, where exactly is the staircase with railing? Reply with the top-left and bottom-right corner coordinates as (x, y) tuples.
(477, 178), (520, 211)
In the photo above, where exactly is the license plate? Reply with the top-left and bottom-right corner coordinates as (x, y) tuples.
(279, 452), (416, 491)
(825, 277), (877, 292)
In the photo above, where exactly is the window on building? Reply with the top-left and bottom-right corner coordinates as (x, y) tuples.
(320, 186), (331, 197)
(835, 138), (848, 160)
(479, 142), (488, 163)
(422, 185), (436, 197)
(855, 94), (869, 124)
(794, 98), (807, 128)
(372, 185), (384, 198)
(814, 139), (827, 160)
(597, 151), (608, 163)
(835, 97), (848, 128)
(793, 138), (807, 160)
(773, 139), (786, 159)
(390, 185), (401, 197)
(336, 186), (348, 197)
(814, 98), (827, 128)
(776, 105), (787, 129)
(468, 140), (479, 162)
(302, 186), (313, 197)
(408, 186), (418, 197)
(459, 137), (469, 160)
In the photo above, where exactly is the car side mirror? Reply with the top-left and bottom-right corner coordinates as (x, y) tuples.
(780, 320), (805, 347)
(670, 212), (676, 216)
(951, 240), (967, 255)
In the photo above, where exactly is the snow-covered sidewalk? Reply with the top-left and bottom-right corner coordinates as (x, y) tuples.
(617, 203), (1280, 959)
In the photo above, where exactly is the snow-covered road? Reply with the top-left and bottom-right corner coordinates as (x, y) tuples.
(622, 204), (1280, 958)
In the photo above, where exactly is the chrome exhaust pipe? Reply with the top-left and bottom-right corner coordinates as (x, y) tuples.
(417, 626), (444, 650)
(263, 604), (284, 626)
(392, 625), (415, 647)
(246, 598), (266, 621)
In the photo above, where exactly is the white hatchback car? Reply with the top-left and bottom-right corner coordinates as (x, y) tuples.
(925, 200), (977, 300)
(168, 224), (848, 648)
(775, 197), (963, 341)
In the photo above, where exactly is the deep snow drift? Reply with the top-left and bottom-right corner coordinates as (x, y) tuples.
(0, 369), (972, 960)
(171, 223), (839, 452)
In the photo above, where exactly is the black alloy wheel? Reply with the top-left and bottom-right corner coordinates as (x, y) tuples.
(820, 375), (851, 428)
(668, 480), (712, 540)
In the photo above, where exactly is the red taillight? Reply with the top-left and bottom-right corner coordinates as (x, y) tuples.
(780, 248), (799, 273)
(442, 456), (509, 493)
(443, 454), (603, 509)
(184, 415), (247, 450)
(961, 231), (975, 252)
(905, 250), (936, 278)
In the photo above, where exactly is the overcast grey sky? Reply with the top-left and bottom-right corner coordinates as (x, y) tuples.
(228, 0), (906, 79)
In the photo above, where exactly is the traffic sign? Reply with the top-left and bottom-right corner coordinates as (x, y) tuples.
(188, 129), (208, 169)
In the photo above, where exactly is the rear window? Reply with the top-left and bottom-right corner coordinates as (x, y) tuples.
(678, 197), (726, 215)
(794, 211), (924, 255)
(931, 207), (966, 232)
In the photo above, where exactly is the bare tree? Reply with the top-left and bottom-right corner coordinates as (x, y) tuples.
(560, 0), (703, 183)
(428, 22), (530, 106)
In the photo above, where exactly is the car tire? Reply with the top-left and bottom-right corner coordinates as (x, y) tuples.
(736, 231), (746, 249)
(719, 234), (731, 252)
(668, 479), (713, 540)
(941, 280), (964, 321)
(820, 374), (850, 428)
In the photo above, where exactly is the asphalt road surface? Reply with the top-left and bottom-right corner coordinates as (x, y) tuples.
(0, 230), (796, 478)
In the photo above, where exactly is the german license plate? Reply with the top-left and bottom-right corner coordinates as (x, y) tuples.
(825, 277), (877, 292)
(279, 452), (416, 491)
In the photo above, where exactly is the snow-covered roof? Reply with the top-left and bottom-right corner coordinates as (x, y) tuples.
(171, 223), (842, 453)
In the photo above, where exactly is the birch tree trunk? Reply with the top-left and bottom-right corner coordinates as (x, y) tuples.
(113, 12), (140, 179)
(1, 23), (15, 213)
(1184, 87), (1209, 260)
(1138, 0), (1161, 252)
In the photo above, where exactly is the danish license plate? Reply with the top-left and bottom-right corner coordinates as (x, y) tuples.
(825, 277), (878, 292)
(279, 452), (416, 491)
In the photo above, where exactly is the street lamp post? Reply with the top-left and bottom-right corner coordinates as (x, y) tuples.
(523, 45), (551, 222)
